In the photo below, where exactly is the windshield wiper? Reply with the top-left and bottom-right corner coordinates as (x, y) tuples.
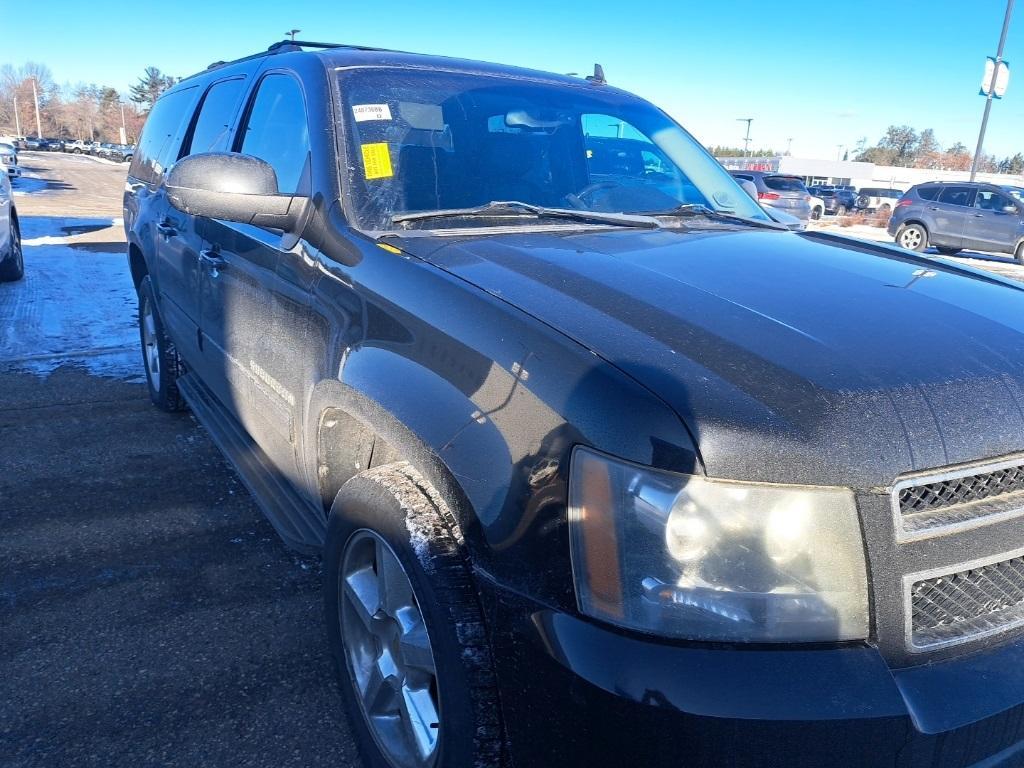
(391, 201), (661, 229)
(651, 203), (786, 230)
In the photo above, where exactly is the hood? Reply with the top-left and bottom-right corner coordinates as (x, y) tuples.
(395, 226), (1024, 488)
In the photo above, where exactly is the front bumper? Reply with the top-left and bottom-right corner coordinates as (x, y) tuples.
(481, 578), (1024, 767)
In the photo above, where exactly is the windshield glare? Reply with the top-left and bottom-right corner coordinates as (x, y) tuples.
(336, 68), (769, 230)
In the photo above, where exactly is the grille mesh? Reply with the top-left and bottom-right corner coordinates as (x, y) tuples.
(911, 555), (1024, 647)
(899, 464), (1024, 515)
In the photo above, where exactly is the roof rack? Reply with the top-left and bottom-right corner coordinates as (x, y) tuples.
(204, 39), (398, 73)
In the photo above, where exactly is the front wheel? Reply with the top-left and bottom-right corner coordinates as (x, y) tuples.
(811, 206), (823, 221)
(1016, 242), (1024, 265)
(835, 204), (848, 216)
(137, 275), (185, 412)
(0, 217), (24, 282)
(324, 463), (506, 768)
(897, 223), (928, 252)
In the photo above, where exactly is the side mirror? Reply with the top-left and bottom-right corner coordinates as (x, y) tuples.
(1003, 204), (1018, 214)
(166, 152), (307, 231)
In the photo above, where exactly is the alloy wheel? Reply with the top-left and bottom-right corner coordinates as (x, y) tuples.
(899, 227), (923, 251)
(141, 295), (161, 390)
(340, 529), (441, 768)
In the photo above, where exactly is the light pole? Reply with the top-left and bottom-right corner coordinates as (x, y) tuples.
(286, 28), (301, 41)
(119, 102), (127, 145)
(30, 77), (42, 139)
(12, 94), (20, 136)
(970, 0), (1015, 181)
(736, 118), (753, 157)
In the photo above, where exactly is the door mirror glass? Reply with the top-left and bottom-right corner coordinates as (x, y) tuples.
(1003, 204), (1018, 214)
(166, 151), (306, 230)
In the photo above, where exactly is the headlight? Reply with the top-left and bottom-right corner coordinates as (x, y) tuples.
(567, 448), (869, 642)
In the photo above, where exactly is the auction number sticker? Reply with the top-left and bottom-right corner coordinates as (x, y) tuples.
(353, 104), (393, 122)
(361, 143), (394, 180)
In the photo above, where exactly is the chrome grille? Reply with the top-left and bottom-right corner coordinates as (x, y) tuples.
(893, 456), (1024, 538)
(909, 554), (1024, 650)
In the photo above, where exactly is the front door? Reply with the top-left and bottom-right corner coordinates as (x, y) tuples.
(199, 71), (312, 473)
(963, 189), (1021, 254)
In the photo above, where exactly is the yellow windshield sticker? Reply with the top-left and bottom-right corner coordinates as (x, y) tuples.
(361, 142), (393, 180)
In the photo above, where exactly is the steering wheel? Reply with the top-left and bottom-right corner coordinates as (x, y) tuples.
(565, 181), (621, 209)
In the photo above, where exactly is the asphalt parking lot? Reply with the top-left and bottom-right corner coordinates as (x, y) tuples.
(1, 152), (358, 767)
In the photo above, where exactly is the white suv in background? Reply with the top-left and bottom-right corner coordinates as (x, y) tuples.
(0, 140), (19, 178)
(856, 187), (905, 213)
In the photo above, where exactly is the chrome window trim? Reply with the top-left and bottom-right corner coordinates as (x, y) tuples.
(903, 543), (1024, 652)
(890, 453), (1024, 543)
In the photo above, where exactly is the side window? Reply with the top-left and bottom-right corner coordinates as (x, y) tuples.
(974, 189), (1012, 211)
(183, 78), (247, 156)
(938, 186), (975, 208)
(130, 86), (199, 184)
(238, 74), (309, 194)
(917, 186), (940, 201)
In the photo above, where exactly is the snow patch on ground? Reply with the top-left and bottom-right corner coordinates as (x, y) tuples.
(0, 215), (142, 382)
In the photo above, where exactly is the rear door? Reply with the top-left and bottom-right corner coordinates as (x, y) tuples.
(199, 71), (311, 469)
(930, 185), (976, 248)
(963, 188), (1021, 254)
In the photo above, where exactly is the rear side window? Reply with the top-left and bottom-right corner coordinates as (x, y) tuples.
(238, 74), (309, 194)
(916, 186), (940, 201)
(763, 176), (806, 192)
(938, 186), (975, 207)
(129, 86), (199, 184)
(183, 78), (247, 156)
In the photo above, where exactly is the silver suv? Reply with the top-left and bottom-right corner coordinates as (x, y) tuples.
(888, 181), (1024, 260)
(729, 170), (812, 221)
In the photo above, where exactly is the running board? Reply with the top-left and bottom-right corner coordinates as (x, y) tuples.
(177, 373), (326, 554)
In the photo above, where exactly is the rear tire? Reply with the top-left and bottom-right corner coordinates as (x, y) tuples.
(897, 223), (928, 252)
(324, 462), (506, 768)
(0, 217), (24, 282)
(811, 206), (823, 221)
(1016, 242), (1024, 265)
(836, 204), (848, 216)
(137, 275), (185, 412)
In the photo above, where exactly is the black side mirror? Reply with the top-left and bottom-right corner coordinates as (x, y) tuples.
(166, 152), (307, 231)
(1002, 204), (1019, 214)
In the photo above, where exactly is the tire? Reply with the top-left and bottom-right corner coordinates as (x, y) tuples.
(936, 246), (961, 256)
(811, 206), (823, 221)
(324, 462), (506, 768)
(879, 204), (892, 214)
(1016, 242), (1024, 265)
(896, 223), (928, 252)
(137, 275), (186, 412)
(73, 148), (81, 154)
(0, 216), (24, 282)
(836, 204), (848, 216)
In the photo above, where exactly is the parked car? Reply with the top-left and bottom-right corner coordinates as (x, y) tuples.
(0, 142), (18, 178)
(126, 39), (1024, 767)
(0, 168), (23, 282)
(808, 188), (844, 215)
(832, 187), (858, 214)
(808, 193), (825, 220)
(855, 187), (904, 213)
(889, 181), (1024, 260)
(38, 137), (64, 151)
(65, 140), (96, 154)
(101, 143), (134, 162)
(728, 170), (812, 221)
(21, 136), (41, 150)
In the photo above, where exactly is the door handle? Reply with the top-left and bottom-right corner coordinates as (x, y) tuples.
(928, 206), (940, 211)
(973, 213), (985, 218)
(156, 219), (177, 238)
(199, 248), (225, 267)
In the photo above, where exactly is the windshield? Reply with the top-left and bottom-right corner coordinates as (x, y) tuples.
(336, 68), (769, 230)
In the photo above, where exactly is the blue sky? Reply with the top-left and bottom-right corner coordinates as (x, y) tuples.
(5, 0), (1022, 160)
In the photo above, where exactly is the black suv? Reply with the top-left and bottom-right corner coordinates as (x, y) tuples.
(125, 40), (1024, 768)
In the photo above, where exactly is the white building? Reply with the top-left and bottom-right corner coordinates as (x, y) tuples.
(717, 155), (1024, 191)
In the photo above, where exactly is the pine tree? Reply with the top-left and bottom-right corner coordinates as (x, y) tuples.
(129, 67), (175, 112)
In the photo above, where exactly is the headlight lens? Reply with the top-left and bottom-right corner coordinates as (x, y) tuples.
(567, 448), (869, 642)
